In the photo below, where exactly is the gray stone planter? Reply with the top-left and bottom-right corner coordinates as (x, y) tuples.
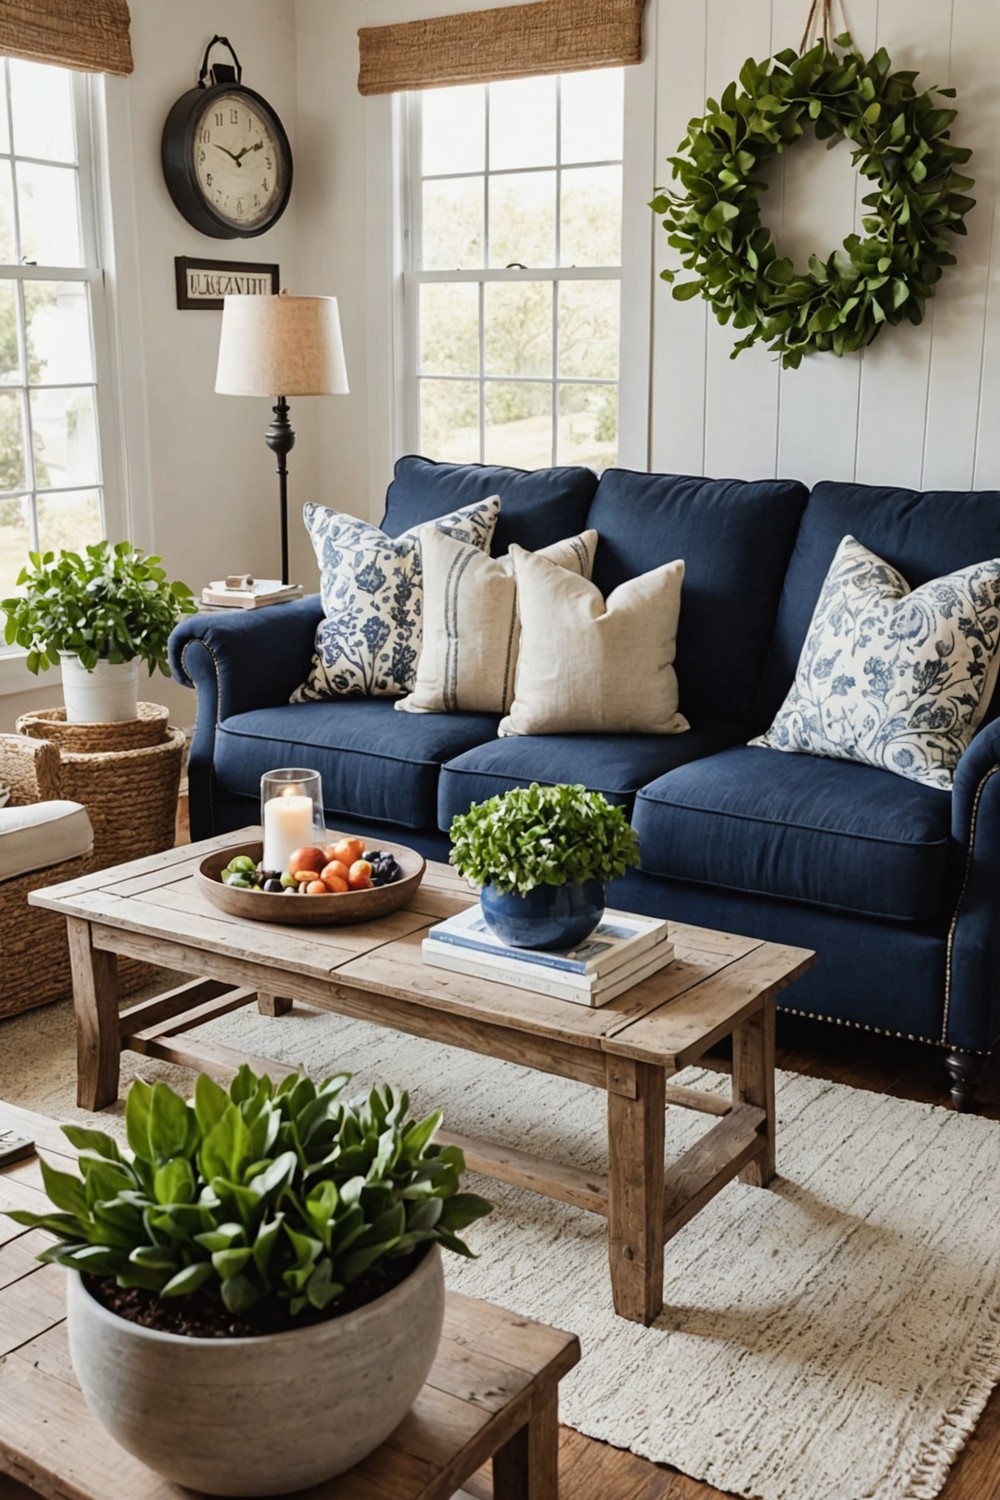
(66, 1245), (445, 1496)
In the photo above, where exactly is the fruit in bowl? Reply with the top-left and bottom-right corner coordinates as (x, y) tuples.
(219, 846), (402, 896)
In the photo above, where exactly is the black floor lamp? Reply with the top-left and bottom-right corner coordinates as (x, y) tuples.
(215, 292), (349, 585)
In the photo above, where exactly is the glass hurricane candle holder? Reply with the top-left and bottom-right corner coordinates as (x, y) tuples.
(261, 768), (325, 874)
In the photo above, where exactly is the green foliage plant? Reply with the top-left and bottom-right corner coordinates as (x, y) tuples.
(1, 539), (197, 675)
(649, 36), (975, 368)
(449, 782), (640, 897)
(7, 1067), (492, 1319)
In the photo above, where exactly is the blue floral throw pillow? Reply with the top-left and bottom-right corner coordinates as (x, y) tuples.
(750, 535), (1000, 790)
(291, 496), (500, 700)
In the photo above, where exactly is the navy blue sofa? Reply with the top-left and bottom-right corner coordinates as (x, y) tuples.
(170, 456), (1000, 1109)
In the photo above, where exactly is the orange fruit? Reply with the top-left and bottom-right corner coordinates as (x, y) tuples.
(323, 873), (349, 893)
(293, 869), (321, 884)
(320, 860), (350, 885)
(289, 846), (326, 876)
(304, 880), (329, 895)
(329, 836), (365, 866)
(348, 859), (373, 890)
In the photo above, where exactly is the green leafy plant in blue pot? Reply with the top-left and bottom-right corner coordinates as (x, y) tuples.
(448, 782), (640, 950)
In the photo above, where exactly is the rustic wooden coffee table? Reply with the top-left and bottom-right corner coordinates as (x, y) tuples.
(0, 1100), (579, 1500)
(31, 829), (814, 1325)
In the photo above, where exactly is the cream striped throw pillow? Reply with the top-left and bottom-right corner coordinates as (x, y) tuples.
(396, 527), (598, 716)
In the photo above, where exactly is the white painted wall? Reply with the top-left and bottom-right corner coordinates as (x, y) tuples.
(1, 0), (311, 729)
(652, 0), (1000, 490)
(294, 0), (1000, 512)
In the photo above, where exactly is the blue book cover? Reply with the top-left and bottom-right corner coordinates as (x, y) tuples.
(428, 904), (669, 976)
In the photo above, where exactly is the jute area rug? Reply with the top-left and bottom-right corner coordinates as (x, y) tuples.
(2, 991), (999, 1500)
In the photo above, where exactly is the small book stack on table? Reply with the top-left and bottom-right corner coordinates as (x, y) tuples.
(201, 579), (303, 609)
(422, 905), (675, 1007)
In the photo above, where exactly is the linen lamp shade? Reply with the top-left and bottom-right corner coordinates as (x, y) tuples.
(214, 294), (349, 398)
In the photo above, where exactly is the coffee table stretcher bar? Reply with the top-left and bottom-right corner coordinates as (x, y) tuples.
(31, 830), (813, 1326)
(0, 1102), (579, 1500)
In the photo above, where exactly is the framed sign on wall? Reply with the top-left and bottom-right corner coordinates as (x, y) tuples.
(175, 256), (279, 310)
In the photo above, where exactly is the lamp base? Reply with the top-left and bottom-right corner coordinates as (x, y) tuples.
(264, 397), (296, 586)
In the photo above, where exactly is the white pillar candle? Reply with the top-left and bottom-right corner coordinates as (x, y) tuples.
(262, 792), (315, 874)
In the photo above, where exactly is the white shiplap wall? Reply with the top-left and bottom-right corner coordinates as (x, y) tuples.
(649, 0), (1000, 491)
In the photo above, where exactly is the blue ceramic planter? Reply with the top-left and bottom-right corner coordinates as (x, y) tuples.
(479, 879), (605, 951)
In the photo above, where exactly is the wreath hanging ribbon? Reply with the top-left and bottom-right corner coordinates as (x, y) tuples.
(650, 19), (975, 369)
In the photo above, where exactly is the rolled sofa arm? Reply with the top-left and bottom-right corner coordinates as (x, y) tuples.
(169, 596), (324, 840)
(944, 716), (1000, 1053)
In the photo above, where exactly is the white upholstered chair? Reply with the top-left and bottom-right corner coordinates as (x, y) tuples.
(0, 733), (93, 1018)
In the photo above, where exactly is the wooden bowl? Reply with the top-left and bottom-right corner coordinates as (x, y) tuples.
(195, 838), (425, 927)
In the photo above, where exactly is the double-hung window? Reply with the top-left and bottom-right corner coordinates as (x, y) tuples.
(0, 57), (110, 604)
(403, 68), (624, 472)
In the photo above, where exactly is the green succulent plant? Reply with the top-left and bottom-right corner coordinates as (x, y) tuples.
(7, 1067), (492, 1319)
(449, 782), (640, 897)
(1, 539), (197, 675)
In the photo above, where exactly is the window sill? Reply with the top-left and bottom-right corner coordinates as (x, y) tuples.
(0, 651), (62, 697)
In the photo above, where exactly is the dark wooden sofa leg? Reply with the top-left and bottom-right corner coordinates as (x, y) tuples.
(944, 1048), (985, 1113)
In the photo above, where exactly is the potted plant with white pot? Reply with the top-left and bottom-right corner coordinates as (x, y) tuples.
(0, 540), (197, 723)
(7, 1065), (491, 1497)
(449, 782), (641, 950)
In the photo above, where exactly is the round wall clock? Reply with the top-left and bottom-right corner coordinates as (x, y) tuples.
(161, 36), (293, 240)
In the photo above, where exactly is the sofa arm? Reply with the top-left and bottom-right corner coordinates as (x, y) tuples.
(169, 596), (324, 841)
(169, 594), (325, 719)
(944, 718), (1000, 1053)
(0, 734), (62, 804)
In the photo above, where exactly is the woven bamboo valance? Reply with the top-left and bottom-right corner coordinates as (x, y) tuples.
(0, 0), (133, 77)
(358, 0), (644, 96)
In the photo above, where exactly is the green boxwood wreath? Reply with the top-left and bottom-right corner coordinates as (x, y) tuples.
(650, 36), (975, 369)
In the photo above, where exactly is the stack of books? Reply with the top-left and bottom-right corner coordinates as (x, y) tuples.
(201, 579), (303, 610)
(422, 904), (675, 1007)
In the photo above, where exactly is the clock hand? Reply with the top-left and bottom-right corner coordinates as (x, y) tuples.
(232, 141), (265, 164)
(214, 144), (242, 163)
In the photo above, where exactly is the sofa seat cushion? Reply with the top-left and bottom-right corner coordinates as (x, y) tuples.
(632, 746), (952, 922)
(215, 702), (501, 831)
(381, 455), (598, 556)
(437, 721), (747, 830)
(0, 800), (93, 881)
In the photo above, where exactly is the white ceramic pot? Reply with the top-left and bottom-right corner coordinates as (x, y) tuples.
(60, 655), (140, 724)
(66, 1245), (445, 1496)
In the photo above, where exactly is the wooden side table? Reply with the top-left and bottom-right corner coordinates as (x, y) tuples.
(0, 1101), (581, 1500)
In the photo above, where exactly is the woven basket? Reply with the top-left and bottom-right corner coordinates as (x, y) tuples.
(49, 730), (186, 868)
(0, 851), (92, 1019)
(15, 702), (169, 751)
(4, 714), (186, 1008)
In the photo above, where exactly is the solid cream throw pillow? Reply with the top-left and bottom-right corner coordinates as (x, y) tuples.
(751, 534), (1000, 789)
(291, 496), (500, 700)
(396, 527), (598, 716)
(499, 545), (689, 736)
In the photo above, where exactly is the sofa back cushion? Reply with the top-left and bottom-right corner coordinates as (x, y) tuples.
(759, 481), (1000, 728)
(381, 455), (598, 556)
(586, 470), (809, 725)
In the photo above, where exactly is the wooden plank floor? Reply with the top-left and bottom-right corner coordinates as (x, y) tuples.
(66, 797), (984, 1500)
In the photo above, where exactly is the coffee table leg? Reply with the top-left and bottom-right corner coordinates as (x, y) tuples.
(67, 917), (120, 1111)
(732, 997), (776, 1186)
(257, 993), (293, 1017)
(607, 1059), (666, 1324)
(492, 1387), (558, 1499)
